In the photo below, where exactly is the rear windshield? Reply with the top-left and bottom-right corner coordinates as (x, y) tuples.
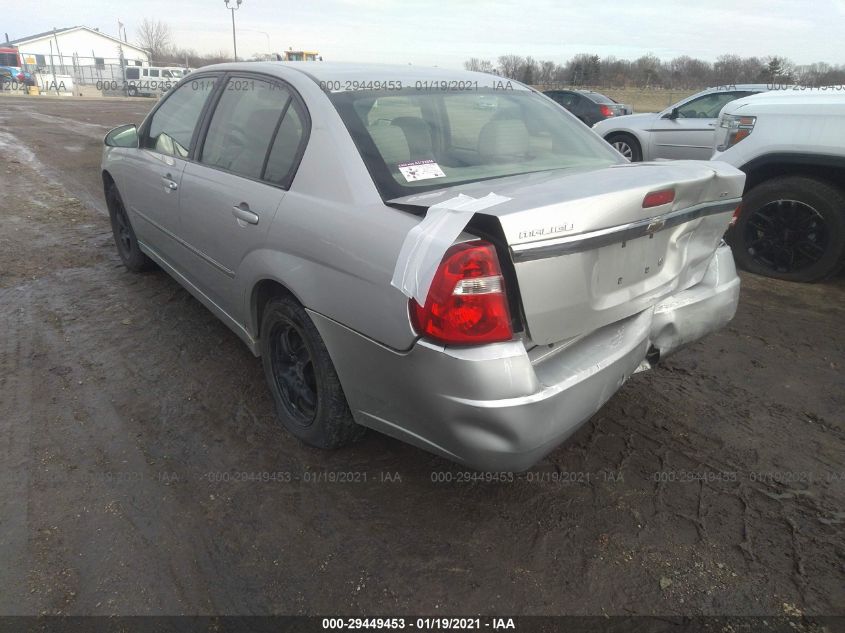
(328, 87), (621, 199)
(585, 92), (616, 105)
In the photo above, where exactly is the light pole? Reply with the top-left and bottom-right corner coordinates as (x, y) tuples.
(224, 0), (243, 62)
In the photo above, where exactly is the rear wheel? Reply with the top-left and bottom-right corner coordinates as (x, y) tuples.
(106, 183), (155, 272)
(127, 85), (138, 97)
(606, 133), (642, 162)
(728, 176), (845, 282)
(260, 296), (365, 449)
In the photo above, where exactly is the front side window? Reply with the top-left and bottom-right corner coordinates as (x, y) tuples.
(676, 91), (755, 119)
(200, 77), (293, 180)
(143, 77), (217, 157)
(330, 87), (621, 199)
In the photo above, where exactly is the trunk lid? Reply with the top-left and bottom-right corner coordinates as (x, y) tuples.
(389, 161), (744, 345)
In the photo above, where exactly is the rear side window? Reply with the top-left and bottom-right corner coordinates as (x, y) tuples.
(547, 92), (576, 108)
(264, 103), (306, 186)
(144, 78), (217, 157)
(200, 78), (288, 179)
(125, 67), (139, 80)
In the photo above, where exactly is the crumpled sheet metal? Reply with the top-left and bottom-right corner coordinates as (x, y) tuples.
(390, 193), (511, 305)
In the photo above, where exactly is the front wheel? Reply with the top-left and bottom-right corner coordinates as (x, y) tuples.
(605, 133), (642, 162)
(260, 296), (365, 449)
(106, 183), (155, 272)
(728, 176), (845, 282)
(127, 85), (138, 97)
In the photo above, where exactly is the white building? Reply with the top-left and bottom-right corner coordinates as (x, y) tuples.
(5, 25), (150, 72)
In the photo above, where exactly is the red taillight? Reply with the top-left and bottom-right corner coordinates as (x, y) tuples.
(410, 241), (513, 345)
(730, 204), (742, 227)
(599, 104), (614, 117)
(643, 189), (675, 208)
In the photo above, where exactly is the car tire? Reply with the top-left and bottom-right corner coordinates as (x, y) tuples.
(106, 183), (155, 273)
(606, 133), (642, 162)
(260, 295), (365, 449)
(728, 176), (845, 282)
(127, 85), (138, 97)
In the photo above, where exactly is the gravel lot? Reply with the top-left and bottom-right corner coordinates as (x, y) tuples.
(0, 94), (843, 618)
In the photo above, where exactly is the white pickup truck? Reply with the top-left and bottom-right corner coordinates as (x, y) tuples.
(713, 89), (845, 282)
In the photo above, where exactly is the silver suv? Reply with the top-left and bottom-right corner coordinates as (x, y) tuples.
(102, 63), (743, 470)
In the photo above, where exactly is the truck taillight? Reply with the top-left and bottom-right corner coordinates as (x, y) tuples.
(410, 241), (513, 345)
(730, 203), (742, 227)
(599, 105), (615, 117)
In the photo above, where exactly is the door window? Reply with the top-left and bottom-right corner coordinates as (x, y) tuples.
(143, 77), (218, 157)
(264, 103), (307, 186)
(676, 92), (754, 119)
(200, 77), (293, 180)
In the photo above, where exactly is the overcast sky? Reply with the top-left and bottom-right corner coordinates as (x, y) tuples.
(6, 0), (845, 67)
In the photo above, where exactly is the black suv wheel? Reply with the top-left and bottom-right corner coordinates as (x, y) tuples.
(728, 176), (845, 282)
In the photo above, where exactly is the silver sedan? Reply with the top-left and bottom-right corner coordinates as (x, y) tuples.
(593, 84), (769, 161)
(101, 63), (743, 471)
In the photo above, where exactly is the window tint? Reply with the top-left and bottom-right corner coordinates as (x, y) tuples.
(149, 69), (160, 78)
(677, 92), (754, 119)
(125, 68), (139, 80)
(264, 103), (306, 186)
(586, 92), (615, 105)
(200, 77), (292, 180)
(144, 77), (217, 157)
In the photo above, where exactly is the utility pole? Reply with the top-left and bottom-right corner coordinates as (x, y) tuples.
(224, 0), (243, 62)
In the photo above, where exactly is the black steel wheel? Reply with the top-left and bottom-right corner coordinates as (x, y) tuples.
(268, 318), (318, 426)
(260, 295), (365, 449)
(106, 182), (155, 272)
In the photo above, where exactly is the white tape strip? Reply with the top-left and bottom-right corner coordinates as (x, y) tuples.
(390, 193), (511, 305)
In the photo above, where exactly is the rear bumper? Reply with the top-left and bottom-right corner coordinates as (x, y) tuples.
(310, 245), (740, 472)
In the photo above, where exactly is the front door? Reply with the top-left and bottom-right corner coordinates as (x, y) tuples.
(121, 77), (219, 263)
(650, 90), (755, 160)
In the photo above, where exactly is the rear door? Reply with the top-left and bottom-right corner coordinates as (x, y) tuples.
(649, 91), (755, 160)
(175, 74), (309, 317)
(119, 76), (219, 263)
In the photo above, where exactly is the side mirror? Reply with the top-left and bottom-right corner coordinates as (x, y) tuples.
(104, 124), (139, 148)
(666, 107), (680, 120)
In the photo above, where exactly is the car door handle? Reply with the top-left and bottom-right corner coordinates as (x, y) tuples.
(232, 203), (259, 225)
(707, 122), (717, 127)
(161, 174), (178, 191)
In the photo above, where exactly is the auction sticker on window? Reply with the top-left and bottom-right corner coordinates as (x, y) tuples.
(397, 159), (446, 182)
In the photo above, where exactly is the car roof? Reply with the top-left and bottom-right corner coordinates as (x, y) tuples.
(190, 61), (531, 91)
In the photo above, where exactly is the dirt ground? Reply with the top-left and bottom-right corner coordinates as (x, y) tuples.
(0, 94), (843, 619)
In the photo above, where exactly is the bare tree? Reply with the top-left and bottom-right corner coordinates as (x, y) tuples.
(497, 55), (524, 80)
(137, 18), (173, 62)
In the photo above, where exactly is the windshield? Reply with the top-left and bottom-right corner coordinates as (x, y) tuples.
(329, 87), (622, 199)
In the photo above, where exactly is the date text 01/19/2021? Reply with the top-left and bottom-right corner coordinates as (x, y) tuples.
(321, 617), (516, 629)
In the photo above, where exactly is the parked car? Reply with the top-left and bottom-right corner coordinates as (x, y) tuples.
(101, 63), (744, 471)
(594, 85), (770, 161)
(543, 89), (627, 126)
(713, 89), (845, 282)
